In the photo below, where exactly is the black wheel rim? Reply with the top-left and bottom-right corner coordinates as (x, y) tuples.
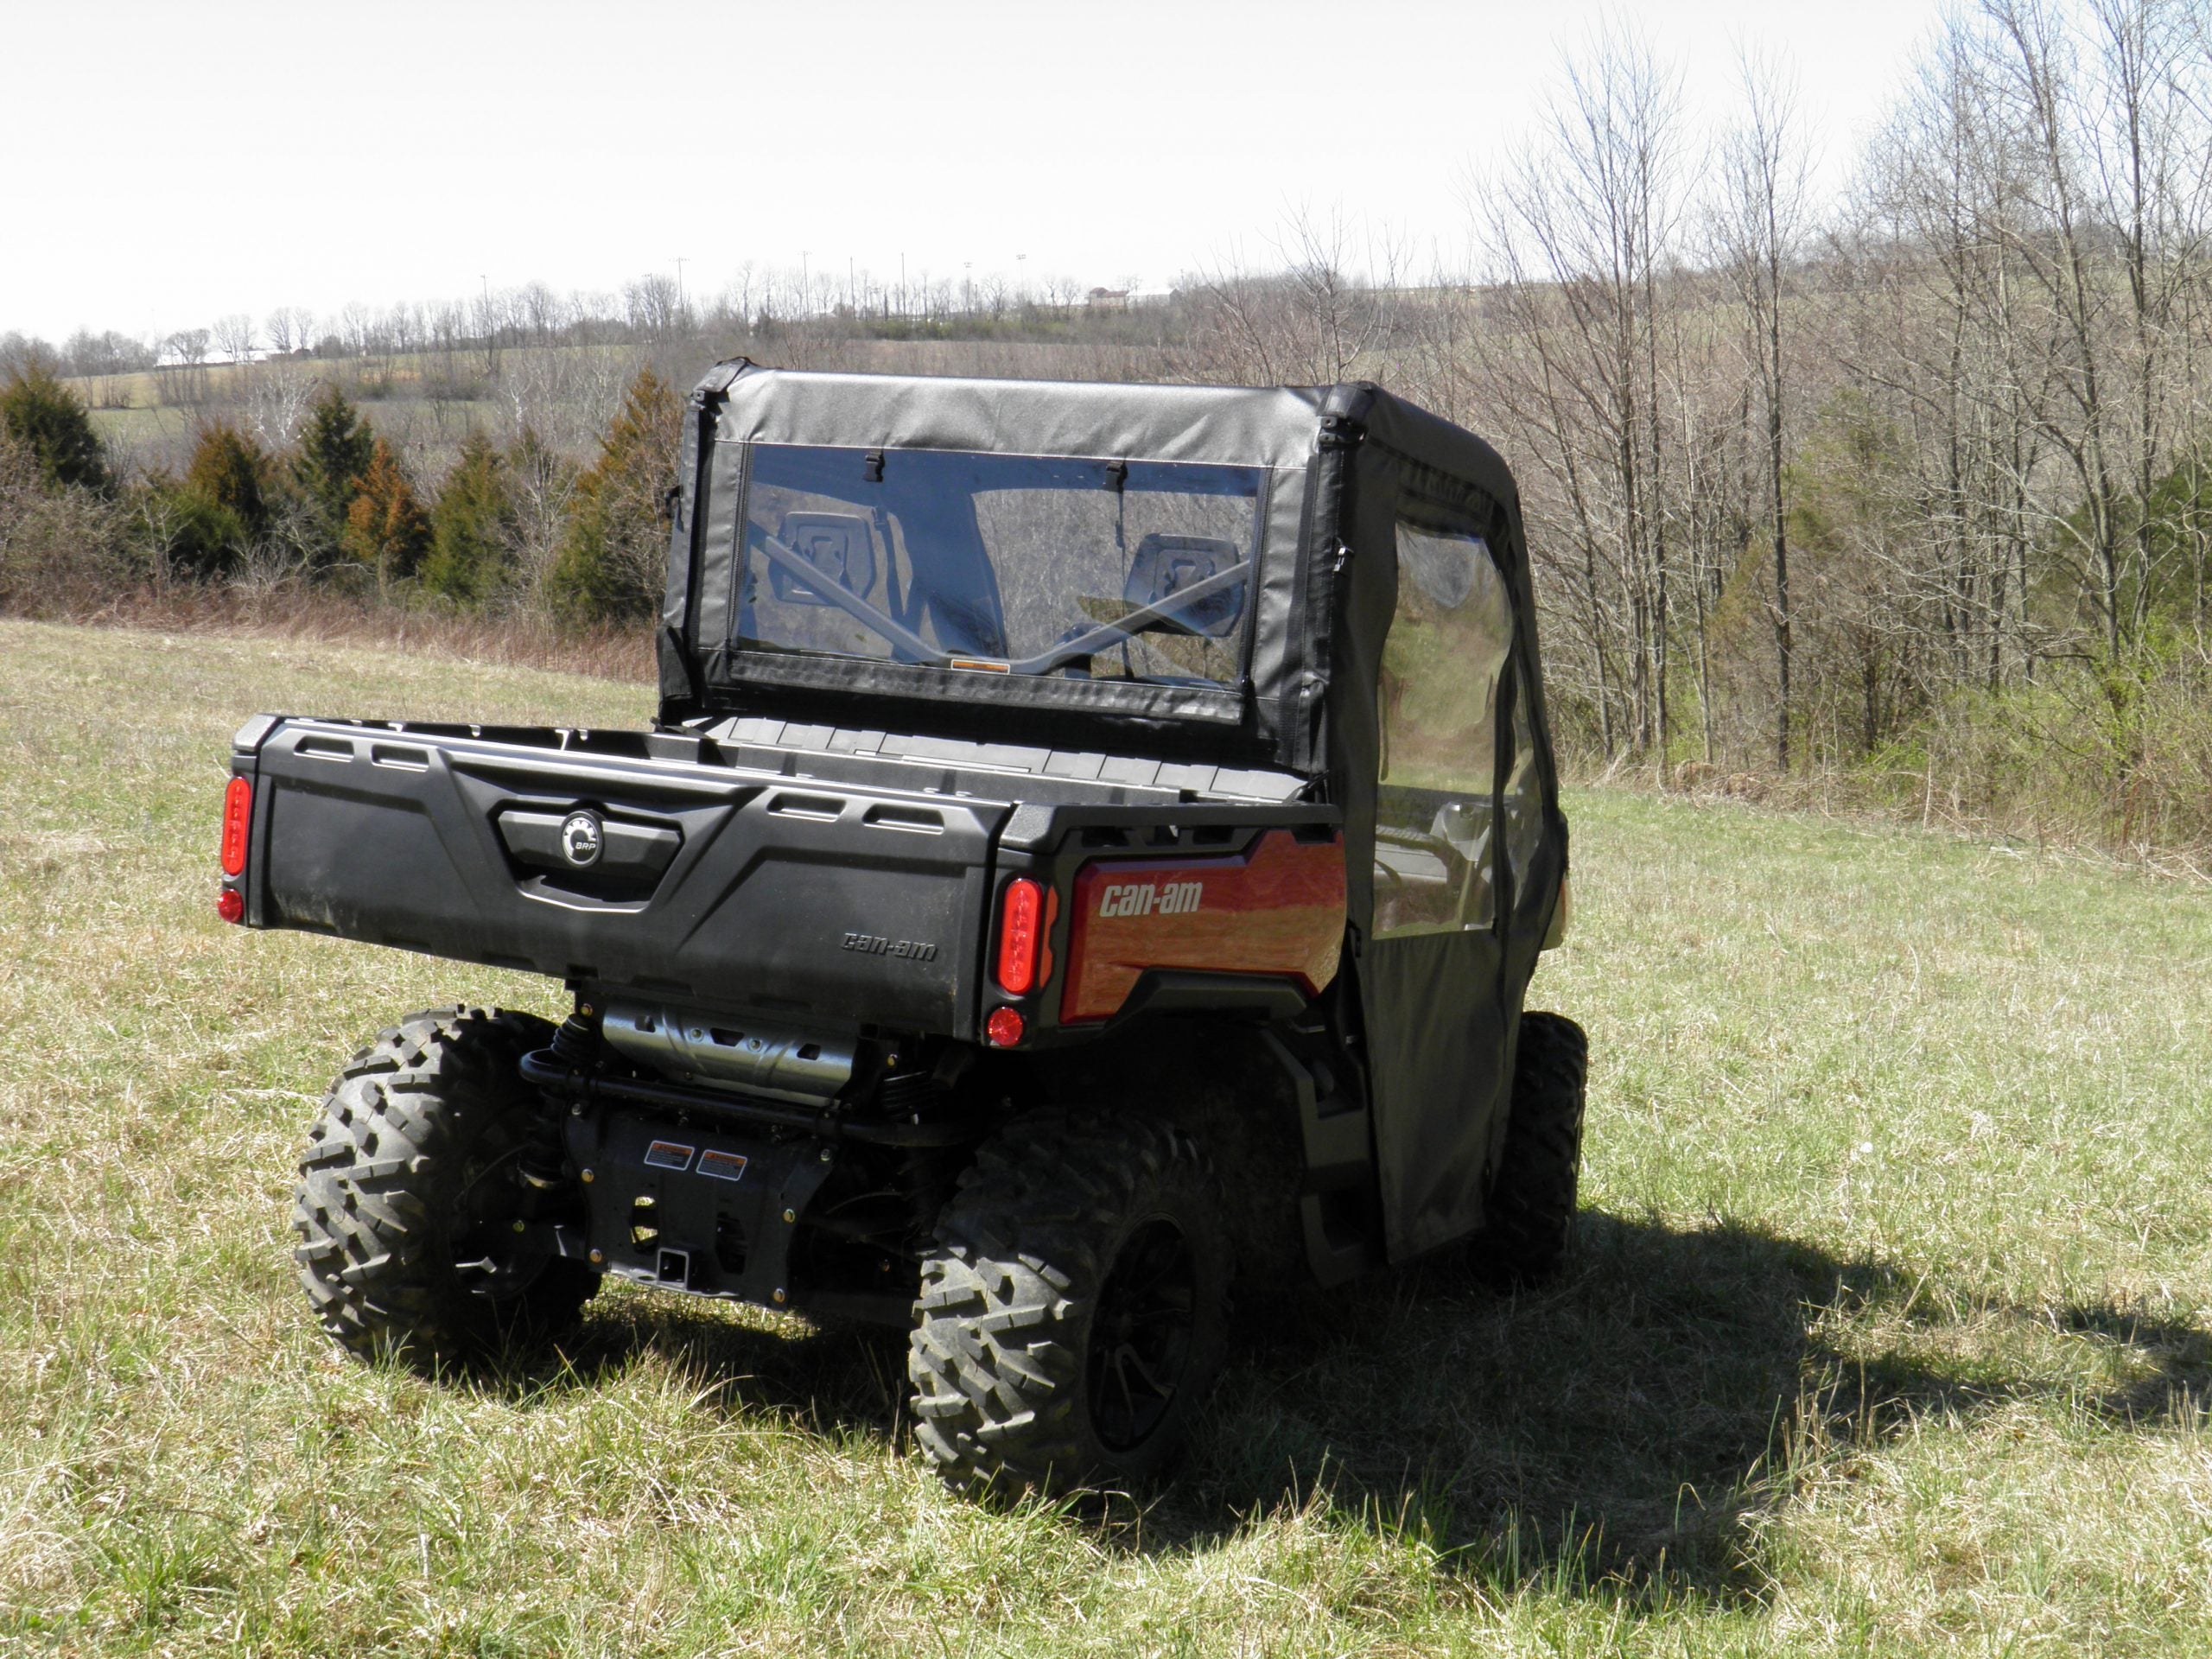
(448, 1144), (553, 1302)
(1087, 1215), (1197, 1453)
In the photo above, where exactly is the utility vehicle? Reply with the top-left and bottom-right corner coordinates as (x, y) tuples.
(217, 362), (1586, 1491)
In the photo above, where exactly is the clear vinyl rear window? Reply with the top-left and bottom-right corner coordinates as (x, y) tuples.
(733, 444), (1265, 689)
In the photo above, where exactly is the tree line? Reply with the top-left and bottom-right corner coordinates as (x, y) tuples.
(4, 0), (2209, 855)
(0, 360), (678, 626)
(1177, 0), (2212, 851)
(0, 262), (1138, 404)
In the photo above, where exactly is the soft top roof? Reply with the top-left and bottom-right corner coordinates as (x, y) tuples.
(664, 359), (1533, 786)
(705, 362), (1517, 504)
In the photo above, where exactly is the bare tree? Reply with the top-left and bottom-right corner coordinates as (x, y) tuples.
(385, 301), (423, 360)
(518, 282), (561, 346)
(1711, 50), (1815, 768)
(2082, 0), (2210, 641)
(721, 263), (760, 331)
(264, 307), (315, 357)
(336, 302), (375, 363)
(1477, 19), (1691, 766)
(1179, 206), (1404, 385)
(471, 288), (503, 377)
(423, 302), (465, 386)
(213, 312), (257, 365)
(156, 327), (213, 405)
(241, 354), (319, 450)
(623, 272), (687, 340)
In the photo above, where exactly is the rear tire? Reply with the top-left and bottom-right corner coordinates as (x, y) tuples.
(292, 1007), (596, 1369)
(907, 1111), (1231, 1494)
(1472, 1010), (1589, 1287)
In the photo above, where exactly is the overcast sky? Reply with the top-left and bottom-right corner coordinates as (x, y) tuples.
(0, 0), (1948, 344)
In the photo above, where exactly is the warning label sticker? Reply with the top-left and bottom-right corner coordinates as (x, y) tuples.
(643, 1141), (695, 1172)
(696, 1148), (749, 1183)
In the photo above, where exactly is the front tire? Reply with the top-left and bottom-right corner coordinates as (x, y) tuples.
(907, 1111), (1231, 1493)
(292, 1007), (596, 1369)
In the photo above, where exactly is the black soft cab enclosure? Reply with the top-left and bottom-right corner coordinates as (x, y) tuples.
(227, 360), (1580, 1494)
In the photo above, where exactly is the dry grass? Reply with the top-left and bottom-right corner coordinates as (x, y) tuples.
(26, 588), (656, 683)
(4, 617), (2212, 1655)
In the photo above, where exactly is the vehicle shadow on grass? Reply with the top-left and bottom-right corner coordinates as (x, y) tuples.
(1138, 1211), (2212, 1601)
(494, 1211), (2212, 1606)
(523, 1292), (919, 1441)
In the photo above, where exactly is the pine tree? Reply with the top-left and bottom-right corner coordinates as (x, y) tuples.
(290, 384), (374, 554)
(421, 432), (515, 604)
(546, 367), (681, 625)
(137, 473), (248, 581)
(185, 422), (274, 543)
(340, 438), (430, 595)
(0, 362), (109, 493)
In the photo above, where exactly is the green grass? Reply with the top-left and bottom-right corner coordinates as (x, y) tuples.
(4, 616), (2212, 1655)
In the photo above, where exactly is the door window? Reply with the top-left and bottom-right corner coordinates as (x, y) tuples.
(1373, 521), (1515, 938)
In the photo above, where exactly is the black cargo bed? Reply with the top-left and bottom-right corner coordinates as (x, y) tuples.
(234, 716), (1013, 1038)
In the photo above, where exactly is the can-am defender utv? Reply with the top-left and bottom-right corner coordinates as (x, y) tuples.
(219, 363), (1584, 1491)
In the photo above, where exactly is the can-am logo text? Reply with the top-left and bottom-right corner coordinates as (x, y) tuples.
(1097, 880), (1205, 918)
(841, 932), (939, 961)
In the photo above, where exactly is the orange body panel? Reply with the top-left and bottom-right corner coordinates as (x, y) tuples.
(1058, 830), (1347, 1024)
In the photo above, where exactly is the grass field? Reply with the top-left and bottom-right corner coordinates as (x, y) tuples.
(4, 617), (2212, 1656)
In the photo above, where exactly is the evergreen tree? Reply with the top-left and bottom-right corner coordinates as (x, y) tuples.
(184, 422), (275, 543)
(137, 473), (248, 581)
(421, 432), (515, 604)
(546, 367), (680, 625)
(290, 385), (374, 553)
(340, 437), (430, 594)
(0, 362), (109, 493)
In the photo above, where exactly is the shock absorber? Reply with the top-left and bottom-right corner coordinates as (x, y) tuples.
(880, 1067), (963, 1238)
(520, 1003), (601, 1192)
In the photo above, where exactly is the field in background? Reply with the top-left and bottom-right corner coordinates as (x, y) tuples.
(65, 335), (1183, 480)
(3, 619), (2211, 1656)
(83, 397), (493, 463)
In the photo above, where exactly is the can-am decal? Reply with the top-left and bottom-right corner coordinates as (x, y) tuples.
(1061, 831), (1348, 1024)
(840, 932), (940, 961)
(1096, 880), (1205, 918)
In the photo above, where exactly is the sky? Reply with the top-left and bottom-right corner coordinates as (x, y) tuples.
(0, 0), (1949, 345)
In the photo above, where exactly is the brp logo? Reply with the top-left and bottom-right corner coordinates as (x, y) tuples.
(560, 809), (605, 868)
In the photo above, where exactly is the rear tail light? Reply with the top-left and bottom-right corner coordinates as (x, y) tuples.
(220, 776), (251, 876)
(216, 887), (245, 925)
(985, 1006), (1027, 1047)
(995, 877), (1045, 995)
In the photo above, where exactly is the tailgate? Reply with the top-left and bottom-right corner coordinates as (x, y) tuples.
(238, 720), (1007, 1037)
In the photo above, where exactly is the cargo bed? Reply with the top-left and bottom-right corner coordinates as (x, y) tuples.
(231, 714), (1310, 1040)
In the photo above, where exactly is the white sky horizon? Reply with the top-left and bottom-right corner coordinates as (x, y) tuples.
(0, 0), (1948, 346)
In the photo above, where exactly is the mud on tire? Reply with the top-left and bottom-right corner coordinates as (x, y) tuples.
(907, 1111), (1232, 1493)
(292, 1006), (596, 1369)
(1473, 1010), (1589, 1287)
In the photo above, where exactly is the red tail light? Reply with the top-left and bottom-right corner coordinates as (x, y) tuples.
(216, 887), (245, 925)
(985, 1006), (1027, 1047)
(220, 776), (251, 876)
(995, 877), (1045, 995)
